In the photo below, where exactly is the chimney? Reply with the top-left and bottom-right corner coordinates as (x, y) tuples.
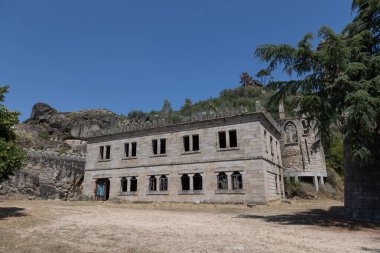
(279, 98), (285, 120)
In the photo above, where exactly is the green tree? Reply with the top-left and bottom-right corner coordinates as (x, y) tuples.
(0, 86), (26, 181)
(180, 98), (193, 116)
(161, 99), (173, 114)
(255, 0), (379, 220)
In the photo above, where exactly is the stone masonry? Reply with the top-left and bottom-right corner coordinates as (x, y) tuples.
(83, 111), (285, 203)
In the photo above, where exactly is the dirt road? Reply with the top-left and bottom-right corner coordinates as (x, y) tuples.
(0, 199), (378, 253)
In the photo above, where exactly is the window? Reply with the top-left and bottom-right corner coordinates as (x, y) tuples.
(99, 145), (111, 160)
(131, 142), (137, 157)
(130, 177), (137, 192)
(152, 140), (158, 155)
(270, 136), (274, 155)
(105, 145), (111, 159)
(193, 173), (202, 190)
(183, 136), (190, 152)
(152, 139), (166, 155)
(183, 135), (200, 152)
(193, 135), (199, 151)
(121, 177), (128, 192)
(231, 172), (243, 190)
(264, 131), (268, 153)
(159, 175), (168, 191)
(160, 139), (166, 154)
(217, 172), (228, 190)
(218, 131), (227, 148)
(181, 174), (190, 191)
(99, 146), (104, 160)
(285, 122), (298, 143)
(302, 120), (309, 135)
(149, 176), (157, 191)
(229, 130), (237, 147)
(218, 130), (238, 149)
(124, 143), (129, 157)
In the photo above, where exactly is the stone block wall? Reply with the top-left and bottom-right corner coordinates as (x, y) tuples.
(0, 150), (85, 199)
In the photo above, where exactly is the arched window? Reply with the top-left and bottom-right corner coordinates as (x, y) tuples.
(193, 173), (202, 190)
(159, 175), (168, 191)
(121, 177), (128, 192)
(130, 177), (137, 192)
(264, 131), (268, 152)
(149, 176), (157, 191)
(181, 174), (190, 191)
(285, 122), (298, 143)
(231, 172), (243, 190)
(217, 172), (228, 190)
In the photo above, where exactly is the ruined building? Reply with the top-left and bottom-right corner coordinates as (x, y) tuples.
(82, 104), (327, 203)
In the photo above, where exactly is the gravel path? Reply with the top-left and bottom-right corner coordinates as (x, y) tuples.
(0, 199), (379, 253)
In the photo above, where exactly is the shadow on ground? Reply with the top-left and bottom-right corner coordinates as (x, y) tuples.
(236, 206), (379, 230)
(0, 207), (26, 220)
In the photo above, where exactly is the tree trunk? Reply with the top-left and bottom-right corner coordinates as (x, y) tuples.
(344, 136), (380, 221)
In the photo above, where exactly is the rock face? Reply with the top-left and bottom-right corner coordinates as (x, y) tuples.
(26, 102), (121, 139)
(0, 150), (85, 199)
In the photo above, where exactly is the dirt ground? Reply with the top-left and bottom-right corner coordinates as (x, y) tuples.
(0, 198), (379, 253)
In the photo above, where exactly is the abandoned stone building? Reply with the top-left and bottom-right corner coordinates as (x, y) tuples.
(83, 106), (327, 203)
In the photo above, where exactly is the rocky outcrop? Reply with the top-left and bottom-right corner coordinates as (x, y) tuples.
(26, 102), (121, 139)
(0, 150), (85, 200)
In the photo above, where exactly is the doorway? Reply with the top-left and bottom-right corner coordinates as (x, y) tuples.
(95, 178), (110, 201)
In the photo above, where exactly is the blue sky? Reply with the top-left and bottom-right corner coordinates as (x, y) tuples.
(0, 0), (353, 121)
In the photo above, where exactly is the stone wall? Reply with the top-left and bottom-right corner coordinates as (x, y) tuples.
(0, 150), (85, 200)
(344, 137), (380, 221)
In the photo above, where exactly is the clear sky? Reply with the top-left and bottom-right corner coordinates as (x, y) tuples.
(1, 0), (354, 121)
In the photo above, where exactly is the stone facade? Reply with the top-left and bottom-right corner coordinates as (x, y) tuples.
(278, 118), (327, 191)
(83, 112), (285, 203)
(0, 150), (85, 199)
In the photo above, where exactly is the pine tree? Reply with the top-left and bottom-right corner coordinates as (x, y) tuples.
(255, 0), (379, 221)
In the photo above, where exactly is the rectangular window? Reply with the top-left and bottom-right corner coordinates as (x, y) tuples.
(218, 131), (226, 148)
(130, 177), (137, 192)
(193, 135), (199, 151)
(183, 136), (190, 152)
(124, 143), (129, 157)
(105, 145), (111, 159)
(99, 146), (104, 160)
(152, 139), (158, 155)
(131, 142), (137, 157)
(160, 139), (166, 154)
(229, 130), (237, 147)
(270, 136), (274, 155)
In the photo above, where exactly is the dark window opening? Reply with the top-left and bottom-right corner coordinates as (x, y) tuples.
(121, 177), (128, 192)
(149, 176), (157, 191)
(181, 174), (190, 191)
(285, 122), (298, 143)
(229, 130), (237, 147)
(270, 136), (274, 155)
(124, 143), (129, 157)
(231, 172), (243, 190)
(183, 136), (190, 152)
(217, 172), (228, 190)
(302, 120), (309, 135)
(105, 145), (111, 159)
(160, 139), (166, 154)
(193, 135), (199, 151)
(99, 146), (104, 160)
(218, 131), (226, 148)
(159, 175), (168, 191)
(193, 173), (202, 190)
(131, 142), (137, 157)
(152, 139), (158, 155)
(130, 177), (137, 192)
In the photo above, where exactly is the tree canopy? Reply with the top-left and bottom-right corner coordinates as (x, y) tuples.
(255, 0), (379, 165)
(0, 86), (26, 181)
